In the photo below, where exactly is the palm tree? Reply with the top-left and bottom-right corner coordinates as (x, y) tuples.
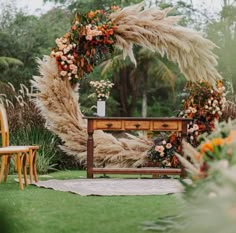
(101, 47), (179, 117)
(137, 48), (178, 117)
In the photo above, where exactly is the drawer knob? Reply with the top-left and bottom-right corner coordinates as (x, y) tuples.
(162, 123), (169, 127)
(134, 123), (141, 128)
(106, 123), (113, 128)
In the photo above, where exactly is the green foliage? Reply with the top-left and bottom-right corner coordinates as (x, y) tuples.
(0, 13), (40, 85)
(207, 6), (236, 93)
(10, 127), (59, 174)
(0, 6), (71, 87)
(44, 0), (142, 13)
(0, 57), (23, 69)
(38, 8), (72, 54)
(146, 102), (175, 117)
(100, 47), (180, 116)
(0, 0), (17, 29)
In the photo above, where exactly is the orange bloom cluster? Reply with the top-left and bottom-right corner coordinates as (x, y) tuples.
(200, 130), (236, 154)
(200, 138), (226, 154)
(50, 6), (119, 81)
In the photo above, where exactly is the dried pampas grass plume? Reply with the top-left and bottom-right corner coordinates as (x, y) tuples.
(32, 2), (223, 167)
(32, 56), (151, 167)
(110, 2), (222, 85)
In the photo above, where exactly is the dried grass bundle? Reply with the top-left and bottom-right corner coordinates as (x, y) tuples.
(0, 82), (44, 132)
(32, 56), (151, 167)
(32, 2), (223, 167)
(110, 2), (222, 85)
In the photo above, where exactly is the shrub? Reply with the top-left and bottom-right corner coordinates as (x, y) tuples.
(10, 127), (59, 174)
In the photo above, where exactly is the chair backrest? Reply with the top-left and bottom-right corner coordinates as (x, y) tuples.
(0, 104), (10, 147)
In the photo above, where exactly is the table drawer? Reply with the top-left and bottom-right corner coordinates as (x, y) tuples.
(95, 120), (122, 130)
(125, 121), (150, 130)
(153, 121), (179, 130)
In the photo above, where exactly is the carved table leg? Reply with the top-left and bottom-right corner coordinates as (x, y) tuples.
(87, 120), (94, 178)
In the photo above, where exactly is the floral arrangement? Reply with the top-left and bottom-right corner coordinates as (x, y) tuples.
(50, 6), (119, 81)
(144, 120), (236, 233)
(147, 139), (174, 167)
(176, 120), (236, 180)
(179, 81), (226, 147)
(147, 80), (227, 168)
(90, 79), (114, 101)
(147, 134), (182, 167)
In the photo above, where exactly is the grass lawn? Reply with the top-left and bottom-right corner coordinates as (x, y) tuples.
(0, 170), (181, 233)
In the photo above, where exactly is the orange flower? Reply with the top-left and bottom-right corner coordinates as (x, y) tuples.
(200, 138), (225, 153)
(106, 29), (114, 35)
(95, 10), (103, 14)
(64, 32), (71, 38)
(88, 11), (95, 19)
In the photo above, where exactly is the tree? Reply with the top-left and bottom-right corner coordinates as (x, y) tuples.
(0, 6), (71, 88)
(206, 1), (236, 95)
(100, 47), (180, 117)
(0, 0), (17, 29)
(43, 0), (141, 12)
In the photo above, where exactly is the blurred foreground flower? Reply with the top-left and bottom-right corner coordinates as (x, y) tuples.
(144, 120), (236, 233)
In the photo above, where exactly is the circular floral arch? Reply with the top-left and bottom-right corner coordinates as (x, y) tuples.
(32, 2), (223, 167)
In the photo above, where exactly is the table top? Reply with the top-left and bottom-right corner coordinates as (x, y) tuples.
(83, 116), (192, 121)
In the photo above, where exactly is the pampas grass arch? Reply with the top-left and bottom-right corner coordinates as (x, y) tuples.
(32, 2), (222, 168)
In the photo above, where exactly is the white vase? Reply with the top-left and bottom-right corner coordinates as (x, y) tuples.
(97, 100), (106, 117)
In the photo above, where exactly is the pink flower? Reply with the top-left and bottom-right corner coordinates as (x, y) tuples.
(166, 143), (172, 149)
(69, 64), (77, 70)
(160, 152), (165, 157)
(61, 56), (67, 61)
(188, 127), (194, 133)
(191, 108), (197, 113)
(86, 24), (92, 30)
(55, 51), (63, 57)
(86, 35), (93, 41)
(155, 145), (164, 153)
(60, 71), (67, 76)
(71, 69), (77, 74)
(193, 124), (199, 131)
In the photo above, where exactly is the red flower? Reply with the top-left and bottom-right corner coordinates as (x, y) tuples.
(71, 25), (77, 31)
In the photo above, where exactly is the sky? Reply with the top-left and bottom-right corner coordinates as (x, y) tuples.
(14, 0), (223, 15)
(15, 0), (57, 15)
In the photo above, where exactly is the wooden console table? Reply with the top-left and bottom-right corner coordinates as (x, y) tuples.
(85, 117), (192, 178)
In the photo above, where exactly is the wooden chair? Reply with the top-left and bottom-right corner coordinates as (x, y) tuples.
(0, 104), (39, 190)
